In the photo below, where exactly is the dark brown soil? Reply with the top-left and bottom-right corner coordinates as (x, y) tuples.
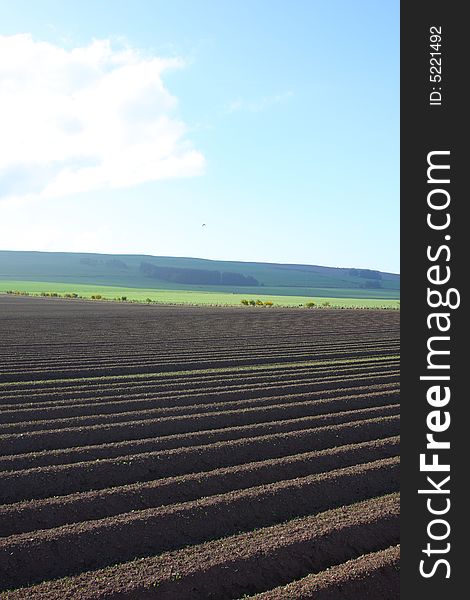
(0, 380), (399, 428)
(252, 545), (400, 599)
(0, 296), (400, 597)
(0, 389), (399, 455)
(1, 494), (399, 599)
(0, 436), (399, 537)
(0, 415), (399, 503)
(0, 412), (399, 472)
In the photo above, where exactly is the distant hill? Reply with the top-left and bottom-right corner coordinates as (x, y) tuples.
(0, 251), (400, 300)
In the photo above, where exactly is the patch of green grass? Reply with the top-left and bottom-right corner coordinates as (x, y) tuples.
(0, 280), (400, 309)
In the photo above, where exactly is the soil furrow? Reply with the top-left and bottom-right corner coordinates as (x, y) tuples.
(0, 372), (399, 415)
(0, 384), (399, 432)
(0, 459), (399, 591)
(0, 437), (399, 536)
(0, 413), (400, 473)
(0, 396), (399, 456)
(252, 545), (400, 600)
(0, 360), (399, 402)
(0, 496), (399, 600)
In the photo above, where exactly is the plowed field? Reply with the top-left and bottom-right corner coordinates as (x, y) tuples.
(0, 296), (400, 598)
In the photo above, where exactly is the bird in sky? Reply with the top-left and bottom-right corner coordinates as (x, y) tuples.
(202, 223), (206, 227)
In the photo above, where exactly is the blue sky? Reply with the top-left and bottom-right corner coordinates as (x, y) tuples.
(0, 0), (399, 273)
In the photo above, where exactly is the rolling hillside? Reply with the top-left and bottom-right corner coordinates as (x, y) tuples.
(0, 251), (400, 300)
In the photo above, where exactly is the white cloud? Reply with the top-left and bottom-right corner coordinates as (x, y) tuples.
(0, 34), (205, 202)
(226, 91), (293, 114)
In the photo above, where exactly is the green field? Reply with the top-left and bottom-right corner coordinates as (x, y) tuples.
(0, 251), (400, 300)
(0, 280), (400, 309)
